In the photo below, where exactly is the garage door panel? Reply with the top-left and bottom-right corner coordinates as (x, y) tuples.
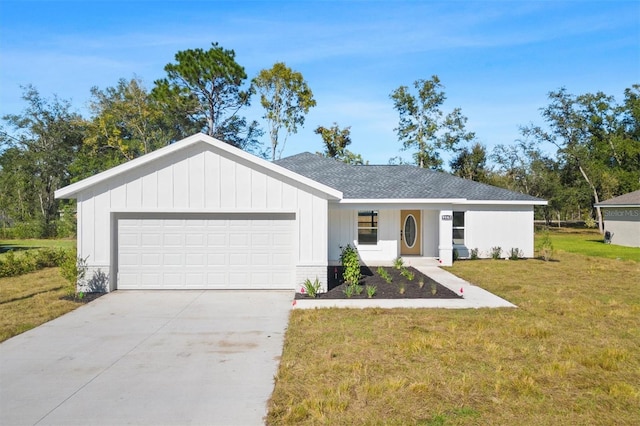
(118, 215), (294, 289)
(141, 253), (161, 266)
(163, 233), (183, 246)
(207, 233), (227, 246)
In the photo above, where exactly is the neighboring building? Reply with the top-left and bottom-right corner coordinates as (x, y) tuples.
(594, 190), (640, 248)
(55, 134), (546, 292)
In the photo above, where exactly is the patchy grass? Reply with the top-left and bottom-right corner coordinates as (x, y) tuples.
(0, 268), (87, 343)
(0, 238), (75, 255)
(541, 227), (640, 262)
(267, 252), (640, 425)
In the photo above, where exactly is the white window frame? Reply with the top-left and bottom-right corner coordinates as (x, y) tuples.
(357, 210), (378, 245)
(452, 211), (465, 245)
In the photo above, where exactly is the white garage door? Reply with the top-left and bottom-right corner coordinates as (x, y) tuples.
(117, 213), (295, 289)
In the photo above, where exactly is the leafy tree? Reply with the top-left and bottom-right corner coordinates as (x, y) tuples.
(0, 86), (85, 236)
(253, 62), (316, 160)
(492, 139), (561, 224)
(75, 77), (177, 180)
(390, 75), (475, 169)
(450, 142), (490, 182)
(523, 87), (640, 233)
(152, 42), (262, 152)
(315, 123), (365, 165)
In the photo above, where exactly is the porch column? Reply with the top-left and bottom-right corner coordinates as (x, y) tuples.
(438, 209), (453, 266)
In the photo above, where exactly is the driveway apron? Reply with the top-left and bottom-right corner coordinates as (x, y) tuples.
(0, 290), (292, 426)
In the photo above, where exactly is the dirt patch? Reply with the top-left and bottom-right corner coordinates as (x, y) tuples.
(295, 266), (462, 300)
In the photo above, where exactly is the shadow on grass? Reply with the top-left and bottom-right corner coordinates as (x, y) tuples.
(0, 286), (66, 305)
(0, 245), (36, 254)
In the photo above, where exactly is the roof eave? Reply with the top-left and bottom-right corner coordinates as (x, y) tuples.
(55, 134), (343, 201)
(335, 198), (547, 205)
(594, 203), (639, 208)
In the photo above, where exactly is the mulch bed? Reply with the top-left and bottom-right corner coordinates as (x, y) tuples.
(61, 292), (105, 303)
(295, 266), (462, 300)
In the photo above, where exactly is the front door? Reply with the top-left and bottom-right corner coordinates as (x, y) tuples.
(400, 210), (421, 255)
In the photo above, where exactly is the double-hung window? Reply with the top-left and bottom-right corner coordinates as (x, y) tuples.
(358, 211), (378, 245)
(452, 211), (465, 245)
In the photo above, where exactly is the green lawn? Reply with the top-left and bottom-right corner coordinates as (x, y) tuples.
(0, 268), (87, 342)
(542, 228), (640, 262)
(268, 247), (640, 424)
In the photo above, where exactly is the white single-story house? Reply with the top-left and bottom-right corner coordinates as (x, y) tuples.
(55, 134), (546, 292)
(594, 190), (640, 247)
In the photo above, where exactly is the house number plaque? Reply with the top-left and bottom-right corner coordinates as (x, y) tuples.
(441, 215), (452, 220)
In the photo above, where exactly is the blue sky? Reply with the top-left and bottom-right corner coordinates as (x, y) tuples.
(1, 0), (638, 165)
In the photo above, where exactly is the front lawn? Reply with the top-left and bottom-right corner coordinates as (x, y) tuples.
(267, 252), (640, 424)
(0, 268), (88, 343)
(542, 227), (640, 262)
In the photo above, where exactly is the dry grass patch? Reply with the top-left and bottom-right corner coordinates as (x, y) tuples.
(267, 252), (640, 425)
(0, 268), (87, 342)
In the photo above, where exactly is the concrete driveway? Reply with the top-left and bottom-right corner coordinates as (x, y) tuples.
(0, 290), (293, 426)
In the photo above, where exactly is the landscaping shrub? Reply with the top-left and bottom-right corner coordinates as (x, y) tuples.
(0, 248), (68, 278)
(302, 277), (322, 298)
(60, 250), (88, 286)
(508, 248), (524, 260)
(470, 248), (479, 260)
(340, 244), (361, 285)
(490, 246), (502, 259)
(537, 230), (555, 261)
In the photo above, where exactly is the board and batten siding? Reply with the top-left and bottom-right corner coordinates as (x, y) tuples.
(76, 143), (329, 291)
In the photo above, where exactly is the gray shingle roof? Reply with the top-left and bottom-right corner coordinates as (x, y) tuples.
(275, 152), (544, 202)
(596, 189), (640, 206)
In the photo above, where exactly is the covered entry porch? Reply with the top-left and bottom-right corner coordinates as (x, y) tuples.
(328, 204), (459, 267)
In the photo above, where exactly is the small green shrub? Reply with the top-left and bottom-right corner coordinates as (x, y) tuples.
(393, 257), (404, 269)
(33, 247), (67, 268)
(470, 248), (479, 260)
(584, 215), (597, 229)
(354, 284), (363, 295)
(537, 231), (554, 261)
(377, 266), (393, 284)
(340, 244), (361, 285)
(343, 284), (356, 298)
(509, 247), (524, 260)
(418, 277), (425, 288)
(490, 246), (502, 260)
(0, 251), (30, 277)
(453, 248), (459, 262)
(366, 285), (377, 298)
(430, 282), (437, 295)
(60, 250), (88, 287)
(398, 283), (406, 295)
(400, 267), (414, 281)
(302, 277), (322, 298)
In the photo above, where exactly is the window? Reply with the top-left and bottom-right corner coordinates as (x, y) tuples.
(452, 211), (465, 245)
(358, 211), (378, 245)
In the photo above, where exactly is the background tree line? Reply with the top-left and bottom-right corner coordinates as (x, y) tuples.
(0, 42), (638, 238)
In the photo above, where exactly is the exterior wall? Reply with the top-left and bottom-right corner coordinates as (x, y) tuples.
(328, 204), (537, 265)
(461, 205), (535, 258)
(328, 209), (400, 264)
(602, 207), (640, 247)
(422, 210), (439, 257)
(76, 142), (329, 291)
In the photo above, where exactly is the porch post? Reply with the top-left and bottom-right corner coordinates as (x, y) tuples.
(438, 209), (453, 266)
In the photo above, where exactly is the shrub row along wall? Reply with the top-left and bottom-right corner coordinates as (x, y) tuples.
(0, 248), (72, 278)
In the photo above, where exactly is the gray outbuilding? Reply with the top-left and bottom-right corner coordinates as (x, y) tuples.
(594, 189), (640, 247)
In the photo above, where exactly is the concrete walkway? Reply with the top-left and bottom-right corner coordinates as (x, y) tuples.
(0, 290), (292, 426)
(293, 266), (516, 309)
